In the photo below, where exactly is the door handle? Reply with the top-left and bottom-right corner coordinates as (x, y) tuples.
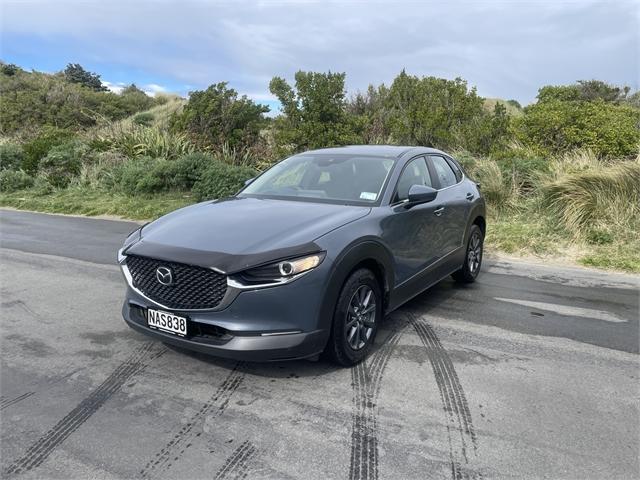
(466, 192), (475, 201)
(434, 206), (445, 216)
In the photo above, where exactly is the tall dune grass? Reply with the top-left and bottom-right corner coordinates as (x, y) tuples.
(89, 98), (194, 160)
(541, 151), (640, 236)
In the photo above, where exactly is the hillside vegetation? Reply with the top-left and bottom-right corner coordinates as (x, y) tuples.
(1, 63), (638, 272)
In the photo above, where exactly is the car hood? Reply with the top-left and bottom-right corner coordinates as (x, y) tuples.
(125, 197), (370, 273)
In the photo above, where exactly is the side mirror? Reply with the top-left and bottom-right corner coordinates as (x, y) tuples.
(244, 177), (255, 186)
(406, 185), (437, 208)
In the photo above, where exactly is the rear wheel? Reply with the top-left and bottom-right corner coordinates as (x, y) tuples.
(452, 224), (484, 283)
(326, 268), (381, 366)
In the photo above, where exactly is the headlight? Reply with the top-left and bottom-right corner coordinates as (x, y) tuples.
(229, 252), (326, 289)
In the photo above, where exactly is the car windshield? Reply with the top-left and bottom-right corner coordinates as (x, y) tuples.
(240, 154), (396, 204)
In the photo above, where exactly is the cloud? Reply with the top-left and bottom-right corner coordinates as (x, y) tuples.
(102, 80), (126, 94)
(143, 83), (167, 96)
(1, 0), (638, 104)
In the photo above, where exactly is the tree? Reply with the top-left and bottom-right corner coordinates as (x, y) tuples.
(269, 71), (362, 153)
(384, 71), (485, 149)
(119, 84), (156, 114)
(63, 63), (108, 91)
(537, 80), (630, 104)
(516, 98), (640, 158)
(171, 82), (269, 149)
(348, 84), (391, 144)
(506, 99), (522, 109)
(517, 81), (640, 158)
(0, 62), (20, 76)
(576, 80), (630, 103)
(0, 68), (161, 134)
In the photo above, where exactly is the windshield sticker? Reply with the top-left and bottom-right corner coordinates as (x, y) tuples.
(360, 192), (377, 201)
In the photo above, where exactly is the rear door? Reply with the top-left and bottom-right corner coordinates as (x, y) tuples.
(427, 154), (468, 259)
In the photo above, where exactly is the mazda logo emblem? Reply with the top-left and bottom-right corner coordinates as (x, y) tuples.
(156, 266), (174, 286)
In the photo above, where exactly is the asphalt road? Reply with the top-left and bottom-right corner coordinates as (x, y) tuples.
(1, 209), (638, 479)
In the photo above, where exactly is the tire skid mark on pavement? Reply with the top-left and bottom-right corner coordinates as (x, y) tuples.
(349, 325), (405, 480)
(0, 392), (35, 411)
(139, 362), (246, 478)
(408, 312), (482, 480)
(3, 341), (165, 477)
(214, 440), (257, 480)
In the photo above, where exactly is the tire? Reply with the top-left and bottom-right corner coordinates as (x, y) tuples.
(452, 224), (484, 283)
(326, 268), (382, 367)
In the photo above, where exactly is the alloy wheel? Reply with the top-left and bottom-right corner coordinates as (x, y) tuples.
(467, 231), (482, 274)
(345, 285), (376, 350)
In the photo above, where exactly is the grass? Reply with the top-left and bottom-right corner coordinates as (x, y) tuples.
(0, 188), (192, 220)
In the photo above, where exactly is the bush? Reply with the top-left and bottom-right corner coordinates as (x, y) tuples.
(22, 127), (75, 173)
(39, 141), (89, 187)
(113, 156), (156, 195)
(516, 98), (640, 158)
(171, 82), (269, 149)
(0, 170), (34, 192)
(491, 146), (549, 193)
(0, 143), (24, 171)
(169, 153), (213, 189)
(193, 162), (256, 201)
(113, 153), (213, 195)
(133, 112), (155, 127)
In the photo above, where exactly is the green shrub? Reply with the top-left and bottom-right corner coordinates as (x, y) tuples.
(193, 162), (256, 201)
(133, 112), (155, 127)
(586, 228), (614, 245)
(39, 141), (89, 188)
(0, 170), (34, 192)
(113, 156), (156, 195)
(169, 153), (214, 189)
(516, 98), (640, 158)
(171, 82), (269, 149)
(0, 143), (24, 171)
(22, 127), (75, 173)
(491, 147), (549, 193)
(113, 153), (214, 195)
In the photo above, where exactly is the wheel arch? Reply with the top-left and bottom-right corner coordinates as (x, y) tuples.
(318, 240), (395, 333)
(466, 201), (487, 240)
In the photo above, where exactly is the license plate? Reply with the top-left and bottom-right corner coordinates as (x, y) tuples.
(147, 308), (187, 336)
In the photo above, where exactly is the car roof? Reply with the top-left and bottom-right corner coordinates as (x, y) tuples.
(303, 145), (447, 158)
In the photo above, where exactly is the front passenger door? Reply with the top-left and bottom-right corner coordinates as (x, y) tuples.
(381, 156), (442, 287)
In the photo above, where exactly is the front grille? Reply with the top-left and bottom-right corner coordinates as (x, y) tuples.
(126, 255), (227, 310)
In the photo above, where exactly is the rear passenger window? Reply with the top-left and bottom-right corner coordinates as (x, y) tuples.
(430, 155), (458, 188)
(445, 157), (463, 182)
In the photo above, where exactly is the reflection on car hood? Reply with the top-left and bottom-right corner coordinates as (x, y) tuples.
(125, 197), (370, 273)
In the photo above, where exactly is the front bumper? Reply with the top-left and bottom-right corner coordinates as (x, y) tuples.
(119, 255), (334, 361)
(122, 301), (327, 361)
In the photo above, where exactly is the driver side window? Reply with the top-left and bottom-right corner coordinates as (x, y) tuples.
(394, 157), (432, 203)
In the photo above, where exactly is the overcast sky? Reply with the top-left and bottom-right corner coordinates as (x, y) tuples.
(1, 0), (638, 111)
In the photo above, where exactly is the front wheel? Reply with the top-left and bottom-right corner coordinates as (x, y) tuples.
(452, 224), (484, 283)
(326, 268), (381, 366)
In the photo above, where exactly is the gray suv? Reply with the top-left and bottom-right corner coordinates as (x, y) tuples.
(118, 146), (486, 366)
